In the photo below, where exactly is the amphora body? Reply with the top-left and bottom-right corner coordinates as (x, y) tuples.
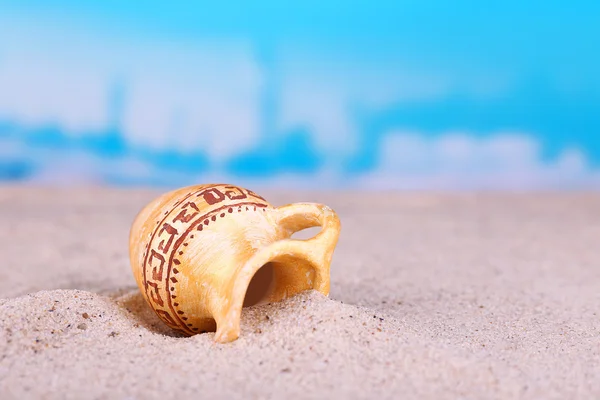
(129, 184), (340, 343)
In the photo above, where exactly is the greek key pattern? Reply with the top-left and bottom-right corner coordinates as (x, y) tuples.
(141, 184), (269, 334)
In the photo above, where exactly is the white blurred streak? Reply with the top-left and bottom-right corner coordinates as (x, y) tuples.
(0, 54), (110, 134)
(359, 131), (597, 190)
(0, 19), (261, 159)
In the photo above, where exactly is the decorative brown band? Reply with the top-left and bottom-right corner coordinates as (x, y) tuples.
(165, 201), (268, 334)
(141, 184), (268, 334)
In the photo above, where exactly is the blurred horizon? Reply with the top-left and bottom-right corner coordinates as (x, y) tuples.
(1, 1), (599, 189)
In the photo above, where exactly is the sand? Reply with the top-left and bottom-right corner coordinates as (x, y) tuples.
(0, 186), (599, 399)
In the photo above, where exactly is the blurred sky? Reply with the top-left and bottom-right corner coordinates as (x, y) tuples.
(0, 1), (599, 189)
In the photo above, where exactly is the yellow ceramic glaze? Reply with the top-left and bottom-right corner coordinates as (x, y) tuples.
(129, 184), (341, 343)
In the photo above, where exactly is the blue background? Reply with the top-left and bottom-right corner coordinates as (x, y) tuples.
(1, 1), (599, 189)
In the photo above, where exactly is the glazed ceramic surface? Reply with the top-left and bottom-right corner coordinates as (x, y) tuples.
(129, 184), (341, 343)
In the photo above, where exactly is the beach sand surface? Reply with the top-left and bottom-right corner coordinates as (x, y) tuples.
(0, 186), (599, 399)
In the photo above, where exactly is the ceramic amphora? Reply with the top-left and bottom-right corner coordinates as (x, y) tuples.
(129, 184), (341, 343)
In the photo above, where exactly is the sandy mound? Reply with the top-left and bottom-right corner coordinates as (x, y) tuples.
(1, 289), (526, 399)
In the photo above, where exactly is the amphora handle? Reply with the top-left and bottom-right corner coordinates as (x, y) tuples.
(215, 202), (341, 343)
(272, 202), (341, 289)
